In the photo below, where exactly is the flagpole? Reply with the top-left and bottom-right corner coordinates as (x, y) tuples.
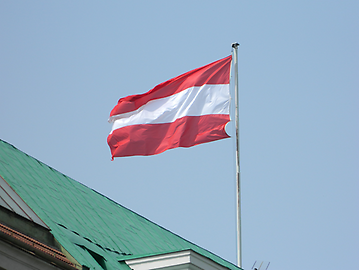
(231, 42), (242, 268)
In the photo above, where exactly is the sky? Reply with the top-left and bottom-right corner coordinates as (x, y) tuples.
(0, 1), (358, 270)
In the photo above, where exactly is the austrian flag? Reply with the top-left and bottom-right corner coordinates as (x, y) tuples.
(108, 55), (232, 159)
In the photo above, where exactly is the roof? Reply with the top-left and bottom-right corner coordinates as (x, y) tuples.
(0, 174), (49, 229)
(0, 139), (241, 270)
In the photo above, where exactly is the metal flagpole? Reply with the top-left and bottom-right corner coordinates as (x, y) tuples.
(231, 42), (242, 268)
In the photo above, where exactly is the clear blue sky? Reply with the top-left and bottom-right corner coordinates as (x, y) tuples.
(1, 1), (358, 269)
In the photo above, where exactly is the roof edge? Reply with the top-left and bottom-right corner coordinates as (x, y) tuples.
(120, 249), (242, 270)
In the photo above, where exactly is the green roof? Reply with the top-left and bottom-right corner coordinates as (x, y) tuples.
(0, 139), (241, 270)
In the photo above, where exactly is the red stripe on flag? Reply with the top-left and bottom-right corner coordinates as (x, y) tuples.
(107, 114), (230, 158)
(109, 55), (232, 117)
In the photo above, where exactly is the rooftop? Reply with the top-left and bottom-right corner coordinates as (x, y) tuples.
(0, 139), (241, 270)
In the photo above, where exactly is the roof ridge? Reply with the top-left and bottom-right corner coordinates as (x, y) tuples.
(0, 139), (80, 183)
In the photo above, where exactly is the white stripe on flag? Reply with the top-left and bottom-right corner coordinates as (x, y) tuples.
(110, 84), (230, 134)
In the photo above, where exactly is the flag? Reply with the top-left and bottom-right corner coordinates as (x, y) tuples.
(108, 55), (232, 159)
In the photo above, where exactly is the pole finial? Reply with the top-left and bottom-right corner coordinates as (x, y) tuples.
(232, 42), (240, 49)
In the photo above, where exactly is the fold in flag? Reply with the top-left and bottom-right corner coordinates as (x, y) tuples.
(108, 55), (232, 159)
